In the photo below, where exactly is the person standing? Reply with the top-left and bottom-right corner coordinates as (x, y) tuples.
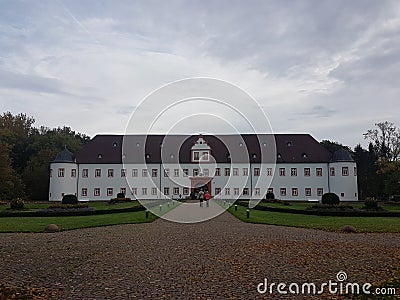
(198, 189), (204, 207)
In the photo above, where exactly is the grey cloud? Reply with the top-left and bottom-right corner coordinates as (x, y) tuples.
(0, 69), (64, 94)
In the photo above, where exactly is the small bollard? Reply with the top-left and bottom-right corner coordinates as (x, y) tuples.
(206, 200), (209, 207)
(228, 202), (231, 207)
(159, 204), (162, 212)
(172, 200), (175, 206)
(223, 200), (226, 206)
(235, 204), (238, 211)
(168, 202), (170, 208)
(145, 209), (149, 219)
(246, 209), (250, 219)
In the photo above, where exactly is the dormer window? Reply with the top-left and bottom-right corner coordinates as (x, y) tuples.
(112, 142), (118, 147)
(252, 153), (257, 159)
(302, 153), (308, 158)
(287, 141), (293, 147)
(191, 135), (212, 163)
(98, 154), (102, 159)
(277, 153), (282, 159)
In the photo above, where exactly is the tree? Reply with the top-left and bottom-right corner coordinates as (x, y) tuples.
(320, 140), (352, 154)
(353, 143), (383, 199)
(0, 112), (36, 172)
(23, 148), (58, 200)
(0, 141), (25, 200)
(363, 121), (400, 161)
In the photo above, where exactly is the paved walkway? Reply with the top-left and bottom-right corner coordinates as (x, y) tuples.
(0, 212), (399, 299)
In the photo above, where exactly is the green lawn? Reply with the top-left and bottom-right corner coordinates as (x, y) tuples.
(229, 204), (400, 233)
(0, 210), (157, 232)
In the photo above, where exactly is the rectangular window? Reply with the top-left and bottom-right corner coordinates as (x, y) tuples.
(304, 168), (311, 177)
(215, 187), (221, 195)
(215, 168), (221, 176)
(202, 151), (209, 161)
(108, 169), (114, 178)
(164, 187), (170, 195)
(342, 167), (349, 176)
(151, 169), (158, 177)
(193, 169), (199, 176)
(203, 168), (209, 176)
(280, 188), (286, 197)
(354, 166), (357, 176)
(316, 168), (323, 177)
(82, 169), (88, 178)
(305, 188), (312, 197)
(164, 169), (170, 177)
(234, 188), (240, 195)
(279, 168), (285, 176)
(94, 188), (100, 196)
(183, 187), (189, 195)
(174, 169), (179, 177)
(132, 169), (138, 177)
(70, 169), (76, 177)
(132, 188), (137, 195)
(267, 168), (272, 176)
(341, 192), (345, 197)
(81, 188), (87, 196)
(330, 167), (335, 176)
(243, 168), (248, 176)
(193, 151), (199, 161)
(267, 187), (274, 194)
(95, 169), (101, 177)
(292, 188), (298, 196)
(50, 169), (53, 177)
(151, 187), (157, 195)
(317, 188), (323, 196)
(58, 168), (65, 177)
(183, 169), (189, 177)
(225, 188), (230, 195)
(142, 188), (147, 195)
(291, 168), (297, 176)
(254, 168), (260, 176)
(142, 169), (148, 177)
(107, 188), (113, 196)
(254, 188), (260, 196)
(121, 169), (126, 177)
(173, 187), (179, 195)
(225, 168), (230, 176)
(233, 168), (239, 176)
(243, 188), (249, 195)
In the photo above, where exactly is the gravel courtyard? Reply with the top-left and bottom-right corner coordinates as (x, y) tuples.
(0, 212), (399, 299)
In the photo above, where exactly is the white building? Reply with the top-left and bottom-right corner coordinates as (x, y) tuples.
(49, 134), (358, 202)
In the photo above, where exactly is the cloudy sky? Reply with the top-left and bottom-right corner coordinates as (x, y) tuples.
(1, 0), (399, 148)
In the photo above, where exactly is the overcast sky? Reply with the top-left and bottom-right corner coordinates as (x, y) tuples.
(1, 0), (399, 148)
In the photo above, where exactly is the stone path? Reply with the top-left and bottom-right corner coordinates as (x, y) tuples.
(0, 212), (399, 299)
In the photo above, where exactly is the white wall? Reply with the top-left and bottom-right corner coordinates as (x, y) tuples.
(49, 162), (78, 201)
(50, 162), (359, 201)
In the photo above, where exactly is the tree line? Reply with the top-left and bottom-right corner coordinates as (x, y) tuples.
(321, 121), (400, 200)
(0, 112), (399, 201)
(0, 112), (89, 200)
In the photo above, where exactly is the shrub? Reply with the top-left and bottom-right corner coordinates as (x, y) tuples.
(341, 225), (357, 233)
(48, 203), (89, 209)
(282, 201), (292, 206)
(363, 197), (379, 210)
(10, 198), (25, 210)
(265, 192), (275, 200)
(116, 192), (125, 199)
(62, 194), (78, 205)
(321, 193), (340, 206)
